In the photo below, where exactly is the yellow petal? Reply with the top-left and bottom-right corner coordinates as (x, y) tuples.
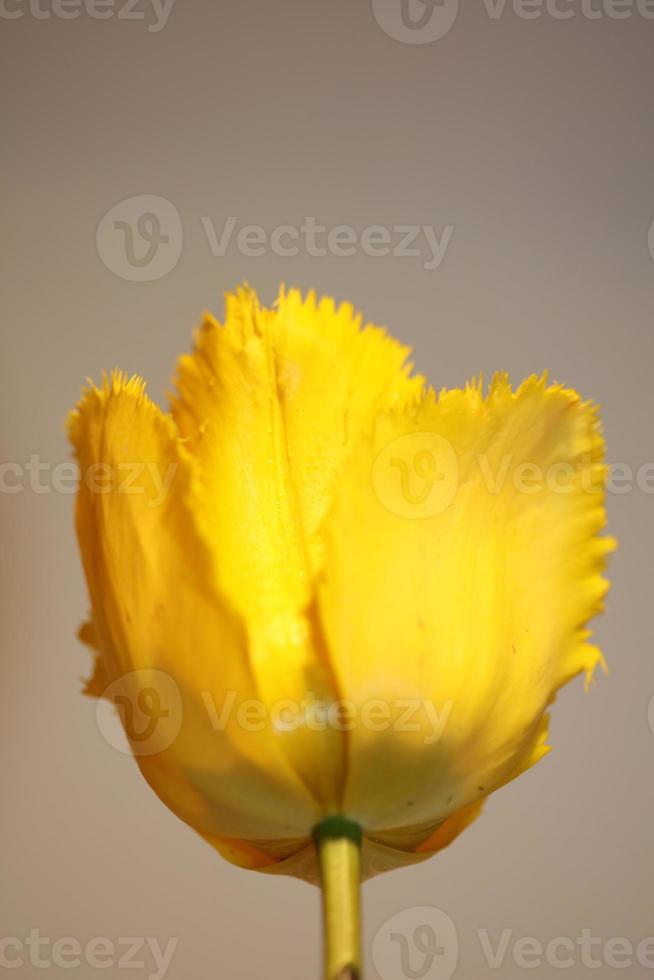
(316, 373), (614, 837)
(68, 372), (321, 843)
(170, 286), (423, 809)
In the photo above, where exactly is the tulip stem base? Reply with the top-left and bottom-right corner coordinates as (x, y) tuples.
(314, 816), (363, 980)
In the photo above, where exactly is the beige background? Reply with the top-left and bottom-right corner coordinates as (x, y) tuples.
(2, 1), (654, 977)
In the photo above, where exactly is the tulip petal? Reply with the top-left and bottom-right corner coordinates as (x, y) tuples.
(171, 287), (423, 810)
(69, 373), (322, 842)
(316, 373), (614, 839)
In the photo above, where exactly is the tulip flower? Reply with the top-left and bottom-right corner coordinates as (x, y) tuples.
(69, 286), (613, 980)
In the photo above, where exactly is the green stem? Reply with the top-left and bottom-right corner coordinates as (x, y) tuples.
(313, 816), (363, 980)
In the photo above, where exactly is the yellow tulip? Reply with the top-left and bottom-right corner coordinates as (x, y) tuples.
(69, 285), (613, 980)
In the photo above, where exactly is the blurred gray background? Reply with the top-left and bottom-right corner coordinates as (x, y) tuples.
(2, 1), (653, 977)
